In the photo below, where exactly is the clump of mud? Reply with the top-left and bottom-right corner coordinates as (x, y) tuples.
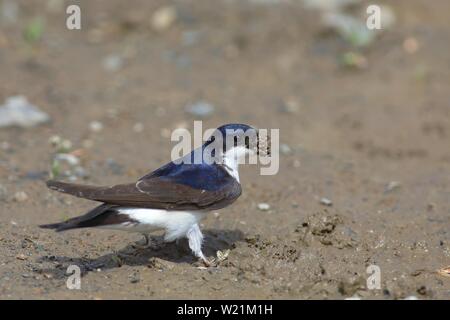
(295, 210), (357, 249)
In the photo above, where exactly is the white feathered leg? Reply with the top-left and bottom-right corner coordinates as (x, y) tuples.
(186, 223), (211, 266)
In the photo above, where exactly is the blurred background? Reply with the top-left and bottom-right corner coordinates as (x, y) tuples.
(1, 0), (450, 299)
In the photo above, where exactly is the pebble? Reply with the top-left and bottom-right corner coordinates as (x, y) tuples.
(1, 0), (19, 24)
(14, 191), (28, 202)
(151, 6), (177, 31)
(102, 55), (123, 72)
(0, 96), (50, 128)
(133, 122), (144, 133)
(385, 181), (401, 193)
(185, 101), (215, 118)
(49, 135), (72, 152)
(89, 121), (104, 132)
(320, 197), (333, 206)
(16, 254), (27, 260)
(54, 153), (80, 166)
(257, 203), (270, 211)
(281, 97), (299, 114)
(280, 144), (292, 155)
(49, 135), (62, 146)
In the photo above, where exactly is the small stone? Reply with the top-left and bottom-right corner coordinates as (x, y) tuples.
(14, 191), (28, 202)
(281, 97), (299, 114)
(49, 135), (62, 146)
(213, 212), (220, 218)
(102, 55), (123, 72)
(280, 144), (292, 155)
(89, 121), (104, 132)
(16, 254), (27, 260)
(54, 153), (80, 166)
(320, 197), (333, 206)
(151, 6), (177, 31)
(257, 203), (270, 211)
(185, 101), (215, 118)
(0, 96), (50, 128)
(385, 181), (401, 193)
(60, 139), (73, 152)
(133, 122), (144, 133)
(1, 1), (19, 25)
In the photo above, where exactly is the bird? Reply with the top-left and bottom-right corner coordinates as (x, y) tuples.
(40, 123), (270, 266)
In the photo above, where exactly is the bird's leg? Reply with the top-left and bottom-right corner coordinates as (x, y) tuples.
(186, 223), (214, 267)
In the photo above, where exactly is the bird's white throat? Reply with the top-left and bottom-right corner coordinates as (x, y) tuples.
(222, 146), (254, 183)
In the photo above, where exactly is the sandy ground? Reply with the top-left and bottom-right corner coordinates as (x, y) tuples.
(1, 0), (450, 299)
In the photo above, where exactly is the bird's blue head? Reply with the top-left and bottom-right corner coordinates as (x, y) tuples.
(203, 123), (270, 160)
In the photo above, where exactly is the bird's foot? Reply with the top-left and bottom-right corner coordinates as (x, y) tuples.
(132, 234), (152, 250)
(201, 257), (216, 267)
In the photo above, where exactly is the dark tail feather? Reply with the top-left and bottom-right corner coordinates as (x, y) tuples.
(39, 204), (118, 232)
(39, 222), (75, 232)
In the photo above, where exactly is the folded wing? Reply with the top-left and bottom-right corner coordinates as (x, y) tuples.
(46, 165), (241, 211)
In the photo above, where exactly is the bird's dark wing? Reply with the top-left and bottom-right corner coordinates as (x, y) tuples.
(46, 164), (241, 211)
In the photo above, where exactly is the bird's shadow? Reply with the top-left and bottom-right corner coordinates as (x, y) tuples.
(36, 229), (244, 279)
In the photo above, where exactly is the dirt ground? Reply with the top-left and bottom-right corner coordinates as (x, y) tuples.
(1, 0), (450, 299)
